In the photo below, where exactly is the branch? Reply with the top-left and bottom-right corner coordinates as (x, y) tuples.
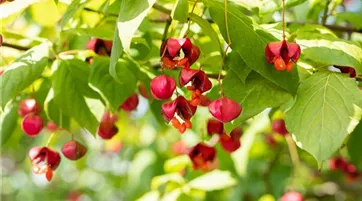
(152, 3), (172, 15)
(2, 42), (30, 51)
(288, 22), (362, 33)
(83, 3), (172, 17)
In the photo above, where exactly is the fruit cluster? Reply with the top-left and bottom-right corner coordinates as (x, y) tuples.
(329, 157), (360, 182)
(149, 38), (243, 170)
(19, 97), (87, 181)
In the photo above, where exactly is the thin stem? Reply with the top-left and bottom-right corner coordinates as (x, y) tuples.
(282, 0), (286, 40)
(321, 0), (331, 25)
(162, 18), (172, 41)
(217, 0), (232, 96)
(152, 3), (172, 15)
(218, 45), (229, 96)
(46, 133), (56, 147)
(2, 42), (30, 51)
(58, 49), (85, 57)
(224, 0), (232, 45)
(184, 0), (199, 37)
(285, 134), (300, 168)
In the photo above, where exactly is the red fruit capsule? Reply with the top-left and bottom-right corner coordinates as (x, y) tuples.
(98, 122), (118, 139)
(207, 119), (224, 136)
(272, 119), (288, 136)
(61, 140), (87, 160)
(138, 83), (149, 99)
(179, 68), (212, 93)
(334, 65), (357, 78)
(21, 114), (44, 137)
(150, 75), (176, 100)
(160, 38), (200, 69)
(18, 98), (41, 117)
(46, 121), (58, 131)
(86, 38), (113, 56)
(120, 93), (139, 111)
(162, 96), (197, 123)
(265, 40), (301, 72)
(208, 97), (242, 123)
(281, 192), (304, 201)
(188, 143), (216, 171)
(29, 146), (61, 171)
(219, 127), (242, 153)
(329, 157), (348, 171)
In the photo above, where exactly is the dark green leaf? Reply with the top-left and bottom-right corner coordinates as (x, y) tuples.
(52, 59), (99, 135)
(116, 0), (156, 51)
(205, 0), (299, 94)
(347, 121), (362, 169)
(189, 13), (223, 55)
(285, 71), (362, 163)
(172, 0), (188, 23)
(59, 0), (84, 28)
(337, 12), (362, 30)
(45, 99), (71, 129)
(0, 101), (19, 145)
(225, 52), (252, 84)
(0, 43), (49, 108)
(89, 57), (137, 111)
(223, 71), (292, 133)
(109, 26), (124, 82)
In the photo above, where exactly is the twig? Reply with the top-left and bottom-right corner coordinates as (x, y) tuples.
(152, 3), (172, 15)
(285, 134), (300, 168)
(321, 0), (332, 25)
(288, 22), (362, 33)
(2, 42), (31, 51)
(162, 17), (172, 41)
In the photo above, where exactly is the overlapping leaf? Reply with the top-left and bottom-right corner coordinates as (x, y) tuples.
(52, 59), (99, 135)
(89, 57), (137, 111)
(285, 71), (362, 163)
(0, 43), (49, 108)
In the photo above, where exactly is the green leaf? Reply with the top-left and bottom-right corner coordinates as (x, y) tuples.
(337, 12), (362, 30)
(297, 36), (362, 75)
(116, 0), (156, 51)
(30, 0), (60, 27)
(164, 155), (191, 173)
(233, 0), (307, 16)
(205, 0), (299, 94)
(223, 70), (292, 133)
(0, 43), (49, 108)
(0, 101), (18, 145)
(0, 0), (39, 19)
(89, 57), (137, 111)
(151, 173), (185, 190)
(45, 99), (70, 129)
(59, 0), (84, 28)
(187, 170), (237, 191)
(52, 59), (99, 135)
(109, 26), (124, 82)
(189, 13), (223, 55)
(347, 121), (362, 169)
(225, 51), (252, 84)
(285, 71), (362, 163)
(172, 0), (188, 23)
